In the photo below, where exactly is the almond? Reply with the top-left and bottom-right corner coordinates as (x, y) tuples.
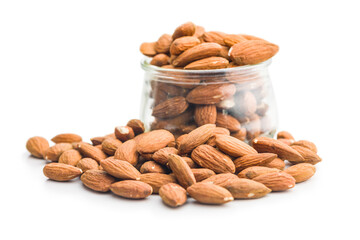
(76, 158), (99, 172)
(110, 180), (153, 199)
(264, 157), (285, 170)
(115, 126), (135, 142)
(252, 137), (304, 163)
(172, 22), (196, 40)
(290, 145), (322, 165)
(231, 128), (247, 141)
(222, 178), (271, 199)
(90, 136), (105, 146)
(194, 25), (205, 38)
(235, 91), (257, 116)
(159, 183), (187, 207)
(139, 173), (177, 193)
(187, 182), (233, 204)
(101, 138), (122, 155)
(168, 154), (196, 189)
(51, 133), (82, 144)
(126, 119), (145, 135)
(140, 161), (167, 174)
(114, 139), (138, 166)
(186, 83), (236, 105)
(58, 149), (82, 166)
(202, 31), (228, 46)
(81, 169), (115, 192)
(150, 53), (170, 67)
(219, 46), (230, 60)
(194, 104), (217, 126)
(26, 136), (49, 158)
(77, 142), (107, 162)
(238, 166), (280, 179)
(215, 134), (257, 157)
(172, 43), (222, 67)
(291, 140), (317, 153)
(233, 153), (277, 172)
(215, 112), (241, 132)
(284, 163), (316, 183)
(223, 34), (247, 47)
(191, 168), (215, 182)
(170, 36), (201, 55)
(277, 138), (295, 146)
(178, 124), (216, 154)
(100, 158), (141, 180)
(230, 40), (279, 65)
(182, 157), (198, 168)
(202, 173), (239, 187)
(43, 163), (82, 181)
(277, 131), (295, 140)
(44, 143), (73, 162)
(136, 130), (175, 154)
(184, 57), (229, 70)
(154, 34), (172, 53)
(152, 96), (189, 119)
(253, 172), (296, 191)
(206, 127), (230, 146)
(140, 42), (157, 57)
(152, 147), (179, 165)
(191, 145), (235, 173)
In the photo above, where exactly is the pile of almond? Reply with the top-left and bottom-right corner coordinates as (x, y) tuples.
(141, 22), (278, 142)
(26, 120), (321, 207)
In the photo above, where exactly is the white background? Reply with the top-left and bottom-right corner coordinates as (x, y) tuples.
(1, 0), (359, 239)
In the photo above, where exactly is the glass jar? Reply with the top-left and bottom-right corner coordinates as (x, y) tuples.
(140, 58), (278, 142)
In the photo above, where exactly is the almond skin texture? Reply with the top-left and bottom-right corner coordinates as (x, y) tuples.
(152, 147), (179, 165)
(81, 170), (115, 192)
(202, 31), (228, 46)
(222, 178), (271, 199)
(230, 40), (279, 65)
(58, 149), (82, 166)
(26, 136), (49, 158)
(170, 36), (200, 55)
(168, 154), (196, 189)
(152, 96), (189, 119)
(159, 183), (187, 207)
(186, 84), (236, 105)
(202, 173), (239, 187)
(206, 127), (231, 146)
(154, 34), (172, 53)
(252, 137), (304, 163)
(238, 166), (281, 179)
(136, 130), (175, 154)
(182, 157), (198, 168)
(44, 143), (73, 162)
(76, 158), (99, 172)
(233, 153), (278, 172)
(172, 22), (196, 40)
(114, 139), (138, 166)
(215, 134), (257, 157)
(194, 105), (217, 126)
(223, 34), (247, 47)
(264, 157), (285, 170)
(51, 133), (82, 144)
(139, 173), (177, 194)
(215, 112), (241, 132)
(184, 57), (229, 70)
(126, 119), (145, 135)
(115, 126), (135, 142)
(172, 43), (222, 67)
(191, 168), (216, 182)
(191, 145), (235, 174)
(140, 161), (167, 174)
(77, 142), (107, 163)
(43, 163), (82, 181)
(277, 131), (295, 140)
(100, 158), (141, 180)
(140, 42), (157, 57)
(253, 172), (296, 191)
(291, 140), (318, 153)
(101, 138), (122, 155)
(289, 146), (322, 165)
(187, 182), (234, 205)
(284, 163), (316, 183)
(150, 54), (170, 67)
(178, 124), (216, 154)
(110, 180), (153, 199)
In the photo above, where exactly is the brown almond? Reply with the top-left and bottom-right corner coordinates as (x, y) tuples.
(140, 161), (167, 174)
(191, 168), (216, 182)
(202, 173), (239, 187)
(110, 180), (153, 199)
(291, 140), (318, 153)
(215, 134), (257, 157)
(191, 145), (235, 173)
(236, 91), (257, 116)
(100, 158), (141, 180)
(76, 158), (99, 172)
(77, 142), (107, 162)
(159, 183), (187, 207)
(115, 126), (135, 142)
(173, 43), (222, 67)
(290, 145), (322, 165)
(182, 157), (198, 168)
(172, 22), (196, 40)
(284, 163), (316, 183)
(139, 173), (177, 193)
(168, 154), (196, 189)
(90, 136), (105, 146)
(136, 130), (175, 154)
(152, 147), (179, 165)
(81, 169), (115, 192)
(101, 138), (122, 155)
(202, 31), (228, 46)
(26, 136), (49, 158)
(154, 34), (172, 53)
(233, 153), (277, 172)
(277, 131), (295, 140)
(231, 128), (247, 141)
(170, 36), (201, 55)
(206, 127), (230, 146)
(216, 112), (241, 132)
(222, 178), (271, 199)
(152, 96), (189, 119)
(126, 119), (145, 135)
(44, 143), (73, 162)
(223, 34), (247, 47)
(114, 139), (138, 166)
(150, 53), (170, 67)
(187, 182), (234, 204)
(58, 149), (82, 166)
(140, 42), (157, 57)
(252, 137), (304, 163)
(178, 124), (216, 154)
(184, 57), (229, 70)
(186, 83), (236, 105)
(43, 163), (82, 181)
(264, 157), (285, 170)
(238, 166), (281, 179)
(194, 104), (217, 126)
(51, 133), (82, 144)
(253, 172), (296, 191)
